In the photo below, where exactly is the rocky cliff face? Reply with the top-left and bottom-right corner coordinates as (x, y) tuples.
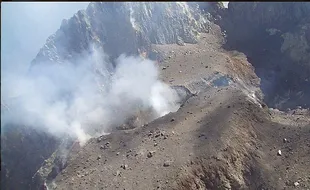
(218, 2), (310, 109)
(31, 2), (212, 66)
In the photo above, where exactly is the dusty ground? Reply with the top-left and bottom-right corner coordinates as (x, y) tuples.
(51, 24), (310, 190)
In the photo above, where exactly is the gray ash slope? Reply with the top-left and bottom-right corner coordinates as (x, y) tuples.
(2, 2), (310, 190)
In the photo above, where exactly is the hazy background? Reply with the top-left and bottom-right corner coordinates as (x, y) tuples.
(1, 2), (89, 73)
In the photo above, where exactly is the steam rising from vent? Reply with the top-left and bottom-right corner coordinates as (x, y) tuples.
(1, 45), (180, 145)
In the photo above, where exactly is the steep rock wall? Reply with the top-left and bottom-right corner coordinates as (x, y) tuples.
(31, 2), (212, 66)
(219, 2), (310, 109)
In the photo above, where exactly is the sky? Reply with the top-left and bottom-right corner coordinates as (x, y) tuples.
(1, 2), (89, 73)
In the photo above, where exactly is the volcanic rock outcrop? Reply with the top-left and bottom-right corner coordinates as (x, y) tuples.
(31, 2), (213, 66)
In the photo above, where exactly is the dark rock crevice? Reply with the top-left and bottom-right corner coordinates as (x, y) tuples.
(1, 125), (59, 190)
(217, 2), (310, 110)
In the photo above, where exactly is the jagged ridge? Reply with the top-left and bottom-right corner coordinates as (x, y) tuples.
(31, 2), (212, 66)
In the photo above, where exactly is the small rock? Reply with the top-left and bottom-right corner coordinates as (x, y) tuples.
(147, 151), (155, 158)
(283, 138), (288, 143)
(179, 71), (182, 73)
(97, 156), (101, 160)
(116, 152), (120, 156)
(97, 137), (103, 143)
(154, 143), (158, 147)
(162, 67), (167, 70)
(277, 150), (282, 156)
(170, 118), (175, 122)
(121, 164), (128, 170)
(114, 170), (121, 176)
(163, 161), (171, 167)
(294, 181), (300, 187)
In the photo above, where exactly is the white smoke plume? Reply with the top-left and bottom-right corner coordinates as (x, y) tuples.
(1, 45), (180, 145)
